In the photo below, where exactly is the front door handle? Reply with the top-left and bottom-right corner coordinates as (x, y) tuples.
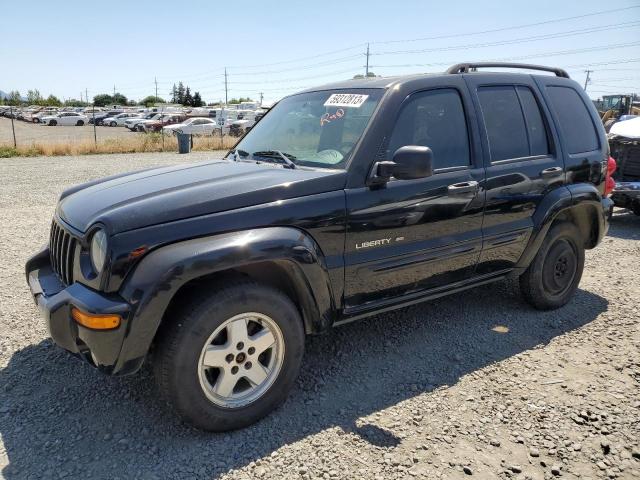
(540, 166), (563, 178)
(447, 180), (479, 195)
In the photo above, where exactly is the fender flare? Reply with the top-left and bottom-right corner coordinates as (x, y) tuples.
(515, 184), (607, 270)
(115, 227), (335, 373)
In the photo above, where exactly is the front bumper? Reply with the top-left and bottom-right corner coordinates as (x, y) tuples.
(26, 247), (132, 374)
(610, 182), (640, 209)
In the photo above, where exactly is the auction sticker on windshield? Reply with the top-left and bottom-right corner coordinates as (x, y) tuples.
(324, 93), (369, 108)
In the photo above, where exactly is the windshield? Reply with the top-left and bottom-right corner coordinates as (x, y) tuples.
(230, 89), (383, 169)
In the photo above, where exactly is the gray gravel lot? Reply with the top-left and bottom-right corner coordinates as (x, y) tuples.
(0, 117), (141, 145)
(0, 152), (639, 480)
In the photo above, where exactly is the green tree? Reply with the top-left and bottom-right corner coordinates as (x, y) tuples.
(27, 89), (43, 105)
(7, 91), (22, 106)
(45, 95), (62, 107)
(184, 87), (193, 106)
(171, 84), (178, 103)
(112, 93), (128, 106)
(93, 94), (113, 107)
(192, 92), (203, 107)
(140, 95), (166, 107)
(177, 82), (185, 104)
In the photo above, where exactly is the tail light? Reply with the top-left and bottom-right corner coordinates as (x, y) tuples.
(604, 156), (617, 197)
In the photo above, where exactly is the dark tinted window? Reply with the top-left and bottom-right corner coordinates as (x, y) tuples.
(477, 86), (528, 161)
(546, 86), (599, 154)
(388, 89), (470, 169)
(516, 87), (549, 156)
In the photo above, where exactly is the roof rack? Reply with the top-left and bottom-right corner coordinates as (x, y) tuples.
(446, 62), (570, 78)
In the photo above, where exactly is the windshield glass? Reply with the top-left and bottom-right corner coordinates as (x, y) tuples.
(231, 89), (383, 169)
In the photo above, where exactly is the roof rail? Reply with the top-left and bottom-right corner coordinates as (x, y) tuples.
(446, 62), (570, 78)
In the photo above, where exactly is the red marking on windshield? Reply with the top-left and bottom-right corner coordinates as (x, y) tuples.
(320, 108), (344, 126)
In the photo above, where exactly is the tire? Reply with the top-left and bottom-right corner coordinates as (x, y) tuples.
(49, 120), (57, 126)
(520, 222), (585, 310)
(631, 201), (640, 216)
(76, 120), (84, 126)
(154, 281), (305, 431)
(109, 121), (116, 127)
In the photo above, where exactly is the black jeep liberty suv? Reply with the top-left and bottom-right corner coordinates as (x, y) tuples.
(26, 63), (614, 431)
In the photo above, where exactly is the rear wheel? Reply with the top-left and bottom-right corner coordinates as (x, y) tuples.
(49, 120), (57, 126)
(110, 121), (117, 127)
(520, 222), (584, 310)
(76, 120), (84, 126)
(154, 281), (304, 431)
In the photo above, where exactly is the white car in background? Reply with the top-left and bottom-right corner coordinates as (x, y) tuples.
(40, 112), (89, 126)
(102, 112), (143, 127)
(162, 117), (219, 135)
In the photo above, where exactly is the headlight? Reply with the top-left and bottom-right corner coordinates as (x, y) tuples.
(90, 229), (108, 273)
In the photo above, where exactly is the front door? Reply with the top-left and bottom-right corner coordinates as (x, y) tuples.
(344, 87), (485, 312)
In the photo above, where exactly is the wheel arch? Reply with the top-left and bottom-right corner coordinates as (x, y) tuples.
(516, 185), (607, 270)
(115, 227), (335, 374)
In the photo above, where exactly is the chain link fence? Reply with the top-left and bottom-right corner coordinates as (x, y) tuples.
(0, 105), (238, 157)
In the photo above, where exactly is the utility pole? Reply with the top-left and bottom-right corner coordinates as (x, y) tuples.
(583, 69), (592, 91)
(154, 77), (158, 101)
(113, 85), (116, 97)
(259, 92), (264, 106)
(365, 43), (370, 77)
(9, 105), (16, 148)
(80, 92), (83, 103)
(85, 88), (88, 106)
(224, 68), (229, 106)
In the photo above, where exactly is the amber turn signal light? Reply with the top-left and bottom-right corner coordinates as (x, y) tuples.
(71, 308), (121, 330)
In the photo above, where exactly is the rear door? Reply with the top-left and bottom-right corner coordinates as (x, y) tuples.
(344, 82), (485, 311)
(533, 77), (607, 187)
(464, 75), (566, 274)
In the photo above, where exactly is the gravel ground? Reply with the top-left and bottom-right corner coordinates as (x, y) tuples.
(0, 117), (142, 145)
(0, 152), (639, 480)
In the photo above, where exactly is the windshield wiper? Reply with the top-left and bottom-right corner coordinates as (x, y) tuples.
(252, 150), (297, 169)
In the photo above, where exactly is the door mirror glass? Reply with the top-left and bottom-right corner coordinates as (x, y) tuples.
(388, 145), (434, 180)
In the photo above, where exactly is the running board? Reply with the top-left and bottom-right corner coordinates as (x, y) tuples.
(336, 270), (512, 326)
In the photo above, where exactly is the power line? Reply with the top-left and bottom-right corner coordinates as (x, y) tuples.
(369, 5), (640, 45)
(371, 21), (640, 56)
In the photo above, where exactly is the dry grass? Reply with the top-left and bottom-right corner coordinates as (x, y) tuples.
(0, 133), (238, 158)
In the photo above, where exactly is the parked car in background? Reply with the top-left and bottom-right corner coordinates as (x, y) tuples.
(89, 110), (124, 126)
(124, 113), (162, 131)
(162, 117), (219, 135)
(40, 112), (89, 126)
(32, 108), (60, 123)
(103, 112), (143, 127)
(141, 114), (187, 132)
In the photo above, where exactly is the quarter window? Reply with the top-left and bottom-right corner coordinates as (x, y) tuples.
(387, 89), (470, 170)
(546, 86), (599, 154)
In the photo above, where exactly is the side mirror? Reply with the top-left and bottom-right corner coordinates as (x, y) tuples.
(375, 145), (434, 182)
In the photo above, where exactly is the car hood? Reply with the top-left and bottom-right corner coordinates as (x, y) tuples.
(57, 159), (345, 234)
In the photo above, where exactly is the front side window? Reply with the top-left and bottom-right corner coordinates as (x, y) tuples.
(231, 89), (383, 169)
(387, 88), (470, 170)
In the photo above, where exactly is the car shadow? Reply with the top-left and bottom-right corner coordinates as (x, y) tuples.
(0, 280), (608, 479)
(607, 208), (640, 240)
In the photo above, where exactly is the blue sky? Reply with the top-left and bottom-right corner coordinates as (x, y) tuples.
(1, 0), (639, 103)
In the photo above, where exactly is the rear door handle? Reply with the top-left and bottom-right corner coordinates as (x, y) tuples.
(540, 166), (563, 177)
(447, 180), (479, 195)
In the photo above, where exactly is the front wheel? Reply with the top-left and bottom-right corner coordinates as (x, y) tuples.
(154, 281), (305, 431)
(520, 222), (585, 310)
(49, 120), (57, 126)
(76, 120), (84, 126)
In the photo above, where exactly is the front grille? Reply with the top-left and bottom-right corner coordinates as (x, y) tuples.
(49, 219), (77, 285)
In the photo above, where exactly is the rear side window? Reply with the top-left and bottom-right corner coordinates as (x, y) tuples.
(546, 86), (599, 154)
(516, 87), (549, 156)
(477, 86), (551, 162)
(477, 86), (528, 161)
(387, 88), (470, 170)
